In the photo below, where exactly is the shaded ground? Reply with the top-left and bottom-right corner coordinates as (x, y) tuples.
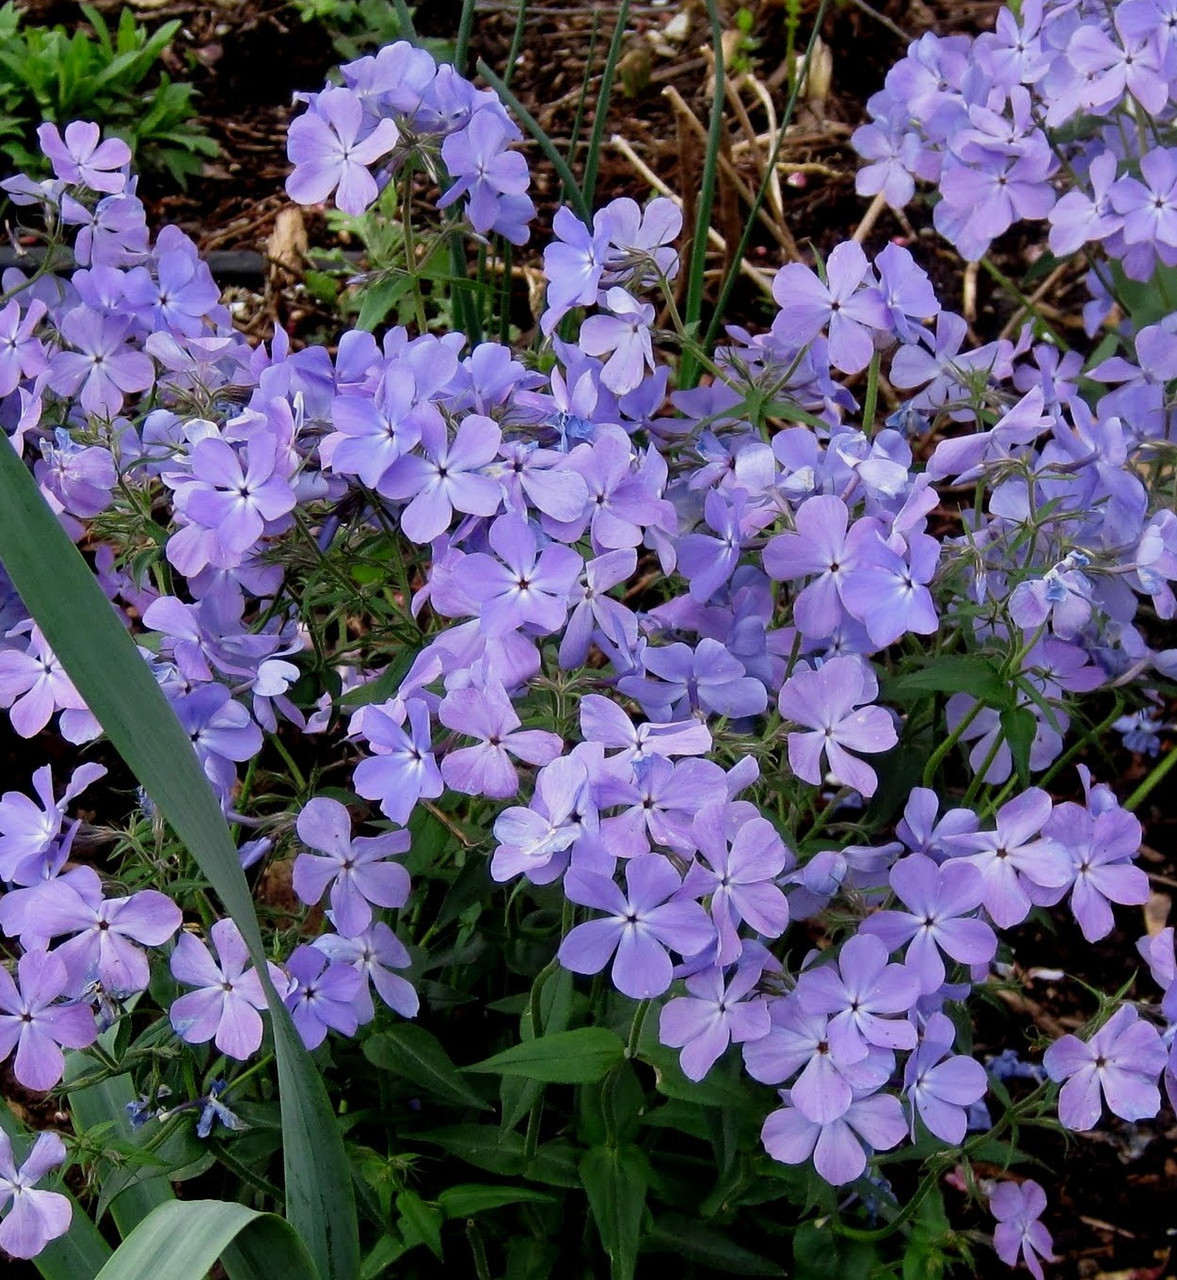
(5, 1), (1177, 1277)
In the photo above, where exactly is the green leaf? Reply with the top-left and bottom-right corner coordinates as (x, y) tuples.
(643, 1214), (785, 1275)
(356, 274), (412, 331)
(579, 1144), (647, 1280)
(465, 1027), (625, 1083)
(0, 1106), (112, 1280)
(885, 656), (1011, 706)
(92, 1200), (318, 1280)
(437, 1184), (556, 1219)
(396, 1189), (443, 1259)
(1001, 705), (1037, 786)
(0, 434), (358, 1280)
(411, 1125), (527, 1176)
(364, 1025), (490, 1109)
(792, 1221), (876, 1280)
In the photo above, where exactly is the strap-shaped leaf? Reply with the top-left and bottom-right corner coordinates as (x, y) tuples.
(0, 436), (357, 1279)
(92, 1200), (317, 1280)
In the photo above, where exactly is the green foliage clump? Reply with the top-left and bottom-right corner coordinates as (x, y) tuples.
(0, 2), (217, 187)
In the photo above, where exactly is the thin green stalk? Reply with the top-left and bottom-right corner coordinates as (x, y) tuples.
(1125, 742), (1177, 811)
(401, 180), (429, 334)
(391, 0), (417, 44)
(564, 10), (600, 183)
(582, 0), (631, 210)
(922, 697), (985, 789)
(455, 0), (476, 72)
(477, 59), (591, 223)
(978, 257), (1069, 349)
(701, 0), (833, 355)
(268, 731), (309, 795)
(861, 350), (881, 434)
(679, 0), (727, 390)
(502, 0), (531, 89)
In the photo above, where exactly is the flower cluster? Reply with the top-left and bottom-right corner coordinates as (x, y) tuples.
(2, 1), (1177, 1268)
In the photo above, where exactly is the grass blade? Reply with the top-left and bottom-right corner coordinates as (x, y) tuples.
(581, 0), (631, 210)
(0, 435), (359, 1280)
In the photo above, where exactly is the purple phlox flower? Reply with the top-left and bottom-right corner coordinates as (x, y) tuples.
(1137, 927), (1177, 1023)
(1110, 148), (1177, 250)
(1048, 149), (1122, 256)
(597, 195), (681, 286)
(453, 513), (583, 637)
(935, 145), (1055, 262)
(742, 993), (894, 1123)
(293, 796), (411, 937)
(796, 933), (919, 1062)
(558, 852), (715, 999)
(761, 1087), (906, 1186)
(323, 367), (433, 489)
(438, 106), (530, 235)
(840, 527), (940, 648)
(678, 488), (774, 603)
(313, 920), (418, 1021)
(0, 949), (97, 1091)
(169, 918), (289, 1061)
(380, 412), (502, 544)
(659, 952), (772, 1081)
(37, 121), (130, 192)
(945, 788), (1072, 930)
(491, 750), (599, 884)
(1009, 555), (1093, 640)
(1067, 9), (1168, 116)
(682, 800), (791, 964)
(1043, 1004), (1167, 1131)
(1042, 790), (1147, 943)
(597, 754), (728, 860)
(286, 85), (400, 215)
(540, 206), (613, 335)
(559, 547), (639, 669)
(859, 853), (996, 995)
(46, 307), (154, 417)
(977, 0), (1050, 87)
(35, 429), (117, 520)
(781, 847), (849, 918)
(172, 684), (262, 800)
(896, 786), (979, 861)
(578, 693), (712, 765)
(903, 1011), (988, 1144)
(0, 297), (47, 397)
(852, 116), (922, 210)
(352, 698), (444, 826)
(492, 439), (589, 523)
(15, 865), (181, 998)
(625, 637), (769, 722)
(889, 310), (1014, 416)
(65, 189), (149, 270)
(0, 1130), (72, 1260)
(177, 432), (296, 561)
(926, 386), (1053, 483)
(770, 241), (890, 374)
(0, 623), (93, 742)
(1119, 0), (1177, 53)
(578, 288), (656, 396)
(438, 678), (562, 798)
(0, 762), (106, 884)
(873, 242), (940, 344)
(557, 427), (677, 553)
(990, 1179), (1055, 1280)
(123, 226), (224, 336)
(284, 944), (365, 1051)
(763, 494), (866, 639)
(777, 656), (897, 799)
(1112, 709), (1169, 757)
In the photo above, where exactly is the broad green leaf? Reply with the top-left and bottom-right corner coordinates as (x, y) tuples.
(0, 434), (358, 1280)
(465, 1027), (625, 1083)
(411, 1125), (527, 1176)
(579, 1144), (647, 1280)
(364, 1025), (490, 1110)
(0, 1106), (112, 1280)
(396, 1189), (443, 1260)
(437, 1184), (556, 1219)
(92, 1200), (317, 1280)
(643, 1214), (785, 1275)
(885, 657), (1010, 706)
